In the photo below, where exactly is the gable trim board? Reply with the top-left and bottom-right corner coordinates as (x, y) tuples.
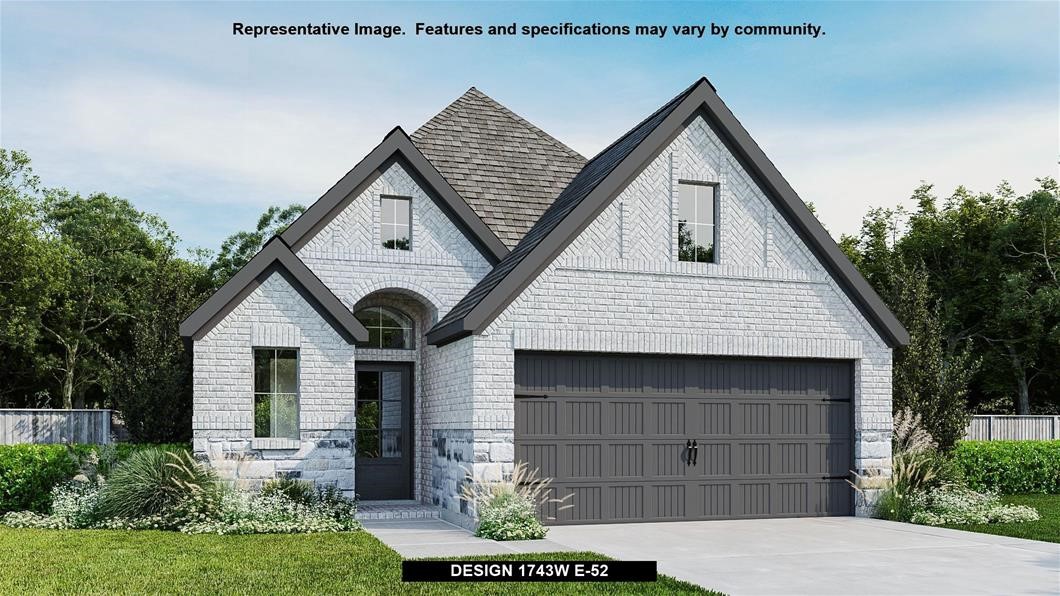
(178, 237), (369, 344)
(425, 78), (910, 349)
(280, 127), (509, 263)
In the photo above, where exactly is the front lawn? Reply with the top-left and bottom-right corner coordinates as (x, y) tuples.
(0, 528), (714, 595)
(943, 494), (1060, 543)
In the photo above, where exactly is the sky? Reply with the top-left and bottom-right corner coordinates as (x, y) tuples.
(1, 1), (1057, 254)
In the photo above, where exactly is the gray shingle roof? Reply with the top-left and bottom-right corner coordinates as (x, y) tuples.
(411, 88), (586, 248)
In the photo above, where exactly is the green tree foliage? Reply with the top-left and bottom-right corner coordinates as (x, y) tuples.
(0, 151), (212, 443)
(887, 258), (977, 450)
(108, 252), (210, 442)
(0, 150), (66, 406)
(844, 178), (1060, 416)
(208, 204), (304, 288)
(38, 191), (172, 408)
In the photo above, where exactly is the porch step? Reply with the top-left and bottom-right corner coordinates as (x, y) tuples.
(356, 500), (441, 521)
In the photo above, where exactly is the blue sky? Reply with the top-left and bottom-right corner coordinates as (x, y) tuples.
(2, 1), (1057, 253)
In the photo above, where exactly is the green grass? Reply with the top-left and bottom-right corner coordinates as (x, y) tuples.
(942, 494), (1060, 543)
(0, 528), (715, 595)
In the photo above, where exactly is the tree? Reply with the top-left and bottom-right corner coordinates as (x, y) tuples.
(109, 250), (211, 442)
(208, 204), (304, 288)
(887, 258), (978, 449)
(980, 179), (1060, 413)
(844, 204), (979, 448)
(38, 191), (171, 408)
(0, 150), (65, 406)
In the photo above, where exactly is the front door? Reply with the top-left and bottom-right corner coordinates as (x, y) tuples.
(354, 363), (413, 500)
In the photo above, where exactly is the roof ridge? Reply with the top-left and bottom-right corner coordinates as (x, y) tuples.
(585, 78), (703, 162)
(463, 87), (586, 161)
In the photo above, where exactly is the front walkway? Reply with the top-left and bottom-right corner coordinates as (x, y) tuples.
(362, 518), (570, 558)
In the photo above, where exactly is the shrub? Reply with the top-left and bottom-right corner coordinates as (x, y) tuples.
(952, 440), (1060, 494)
(461, 462), (569, 541)
(96, 447), (219, 523)
(262, 478), (316, 506)
(908, 486), (1040, 526)
(475, 492), (547, 541)
(181, 490), (360, 535)
(2, 481), (103, 529)
(0, 445), (78, 513)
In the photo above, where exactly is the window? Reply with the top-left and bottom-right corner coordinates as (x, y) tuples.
(381, 196), (411, 250)
(253, 348), (298, 439)
(677, 182), (716, 263)
(354, 306), (413, 349)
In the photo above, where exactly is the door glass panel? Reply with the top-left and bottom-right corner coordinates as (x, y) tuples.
(357, 371), (380, 398)
(381, 399), (401, 429)
(381, 371), (402, 400)
(356, 430), (380, 458)
(357, 400), (381, 430)
(381, 430), (402, 458)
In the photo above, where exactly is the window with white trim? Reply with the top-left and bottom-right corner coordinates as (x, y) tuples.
(677, 182), (716, 263)
(381, 196), (411, 250)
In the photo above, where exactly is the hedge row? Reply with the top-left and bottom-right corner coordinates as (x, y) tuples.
(0, 443), (189, 513)
(952, 440), (1060, 494)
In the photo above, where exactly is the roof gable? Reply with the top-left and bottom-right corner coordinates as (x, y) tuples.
(280, 127), (508, 263)
(426, 78), (909, 348)
(179, 237), (368, 344)
(411, 88), (587, 248)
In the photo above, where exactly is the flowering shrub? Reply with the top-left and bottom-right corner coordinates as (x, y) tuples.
(2, 451), (360, 535)
(3, 481), (103, 529)
(475, 493), (547, 541)
(181, 490), (360, 535)
(3, 484), (360, 535)
(908, 487), (1041, 526)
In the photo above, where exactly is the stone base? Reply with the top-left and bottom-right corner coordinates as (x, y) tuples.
(195, 437), (355, 495)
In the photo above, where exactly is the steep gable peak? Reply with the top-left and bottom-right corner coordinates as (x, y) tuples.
(411, 87), (587, 248)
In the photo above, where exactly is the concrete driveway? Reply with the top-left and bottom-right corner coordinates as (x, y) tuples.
(546, 517), (1060, 595)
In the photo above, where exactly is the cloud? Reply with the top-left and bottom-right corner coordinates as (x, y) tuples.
(556, 97), (1057, 237)
(6, 70), (408, 207)
(6, 67), (1055, 248)
(755, 99), (1058, 236)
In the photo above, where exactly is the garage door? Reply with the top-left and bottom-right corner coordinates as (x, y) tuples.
(514, 353), (853, 524)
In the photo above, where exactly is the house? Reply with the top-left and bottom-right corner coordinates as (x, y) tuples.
(179, 78), (908, 525)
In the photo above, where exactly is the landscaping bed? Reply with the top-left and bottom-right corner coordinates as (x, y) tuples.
(0, 527), (713, 595)
(942, 494), (1060, 543)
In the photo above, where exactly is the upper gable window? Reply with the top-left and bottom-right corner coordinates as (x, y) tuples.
(381, 196), (411, 250)
(677, 182), (716, 263)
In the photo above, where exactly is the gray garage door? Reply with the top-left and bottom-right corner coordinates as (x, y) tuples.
(514, 353), (853, 524)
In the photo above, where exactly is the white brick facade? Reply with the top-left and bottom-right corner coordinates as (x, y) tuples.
(192, 271), (357, 492)
(194, 160), (489, 500)
(192, 114), (893, 519)
(462, 116), (892, 516)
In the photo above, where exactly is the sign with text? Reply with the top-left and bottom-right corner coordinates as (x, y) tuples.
(402, 560), (657, 582)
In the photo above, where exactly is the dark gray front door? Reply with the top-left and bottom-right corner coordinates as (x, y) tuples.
(355, 363), (412, 500)
(514, 353), (853, 524)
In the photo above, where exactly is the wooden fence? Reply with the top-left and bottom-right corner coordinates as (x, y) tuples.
(0, 409), (112, 445)
(966, 415), (1060, 441)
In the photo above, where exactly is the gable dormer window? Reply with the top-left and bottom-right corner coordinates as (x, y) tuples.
(677, 181), (717, 263)
(381, 196), (411, 250)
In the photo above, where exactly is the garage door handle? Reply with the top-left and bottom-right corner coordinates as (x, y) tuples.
(691, 440), (698, 466)
(686, 440), (693, 466)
